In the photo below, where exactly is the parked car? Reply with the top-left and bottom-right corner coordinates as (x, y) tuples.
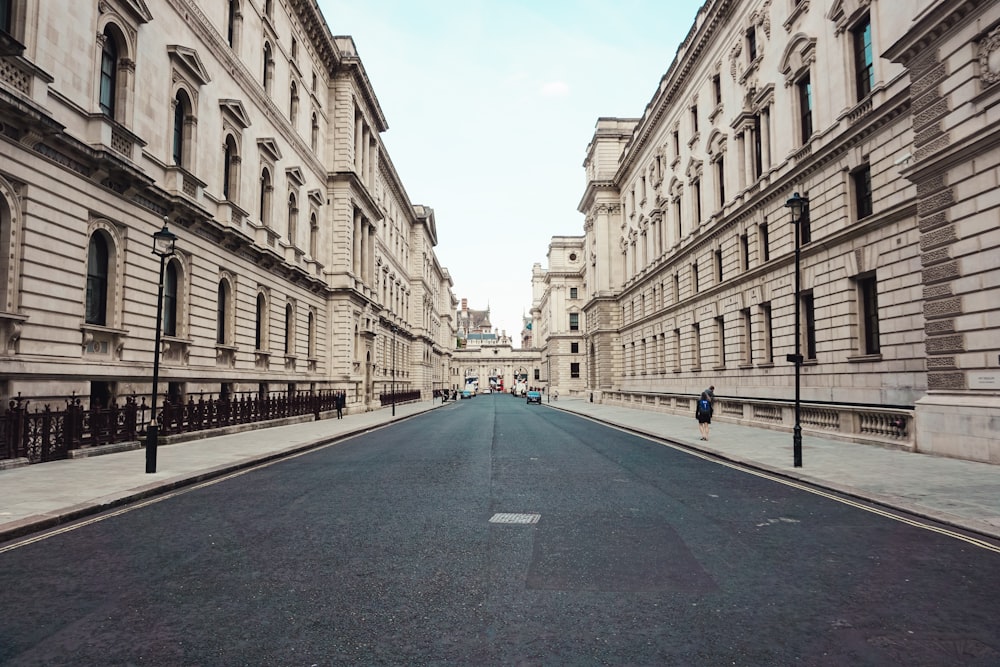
(461, 390), (473, 399)
(526, 390), (542, 404)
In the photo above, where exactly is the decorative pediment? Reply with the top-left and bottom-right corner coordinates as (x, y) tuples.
(828, 0), (872, 36)
(706, 129), (728, 156)
(167, 45), (211, 86)
(685, 157), (704, 180)
(779, 34), (818, 85)
(257, 138), (282, 163)
(219, 99), (251, 129)
(102, 0), (153, 23)
(308, 188), (324, 208)
(285, 167), (306, 188)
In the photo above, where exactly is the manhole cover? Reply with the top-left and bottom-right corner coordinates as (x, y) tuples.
(489, 512), (540, 524)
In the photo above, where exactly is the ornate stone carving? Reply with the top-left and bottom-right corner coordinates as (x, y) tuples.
(979, 26), (1000, 86)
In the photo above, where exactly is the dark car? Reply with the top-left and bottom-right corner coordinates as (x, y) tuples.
(526, 390), (542, 404)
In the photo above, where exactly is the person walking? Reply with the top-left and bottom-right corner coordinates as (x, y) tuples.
(695, 390), (713, 441)
(336, 391), (344, 419)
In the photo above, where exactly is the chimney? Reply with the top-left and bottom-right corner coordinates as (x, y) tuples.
(461, 298), (468, 312)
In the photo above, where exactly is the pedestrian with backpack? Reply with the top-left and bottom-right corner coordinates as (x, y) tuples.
(695, 390), (713, 441)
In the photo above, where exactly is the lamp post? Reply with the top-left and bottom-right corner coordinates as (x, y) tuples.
(785, 192), (808, 468)
(146, 219), (177, 473)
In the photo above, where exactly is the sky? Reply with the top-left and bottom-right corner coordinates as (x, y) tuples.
(317, 0), (705, 345)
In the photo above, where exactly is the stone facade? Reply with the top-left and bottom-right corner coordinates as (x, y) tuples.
(565, 0), (999, 462)
(0, 0), (455, 413)
(531, 237), (587, 397)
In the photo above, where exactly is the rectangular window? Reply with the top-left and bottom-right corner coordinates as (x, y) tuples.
(760, 302), (773, 364)
(713, 74), (722, 106)
(759, 222), (770, 262)
(570, 287), (578, 299)
(802, 292), (817, 360)
(798, 74), (813, 144)
(673, 272), (680, 302)
(740, 233), (749, 272)
(742, 308), (753, 365)
(534, 368), (540, 380)
(673, 199), (682, 242)
(690, 104), (699, 134)
(716, 316), (726, 368)
(692, 262), (700, 293)
(746, 26), (757, 61)
(853, 163), (873, 219)
(799, 207), (812, 245)
(570, 362), (580, 379)
(753, 113), (763, 179)
(672, 129), (680, 157)
(692, 323), (702, 370)
(852, 16), (874, 101)
(716, 156), (726, 207)
(570, 342), (579, 354)
(569, 312), (579, 331)
(693, 180), (702, 224)
(714, 248), (723, 284)
(673, 328), (682, 370)
(858, 273), (881, 355)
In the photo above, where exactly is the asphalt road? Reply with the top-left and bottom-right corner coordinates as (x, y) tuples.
(2, 394), (999, 666)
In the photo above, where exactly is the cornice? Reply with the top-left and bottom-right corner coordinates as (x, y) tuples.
(883, 0), (984, 66)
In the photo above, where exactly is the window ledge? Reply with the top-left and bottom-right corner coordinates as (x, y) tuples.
(847, 353), (882, 363)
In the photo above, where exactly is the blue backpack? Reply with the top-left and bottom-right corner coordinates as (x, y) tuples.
(698, 398), (711, 414)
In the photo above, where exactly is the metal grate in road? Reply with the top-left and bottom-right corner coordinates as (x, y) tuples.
(489, 512), (541, 525)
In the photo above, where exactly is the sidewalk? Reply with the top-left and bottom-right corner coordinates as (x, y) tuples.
(2, 396), (998, 543)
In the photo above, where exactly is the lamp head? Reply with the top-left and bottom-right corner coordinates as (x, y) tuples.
(152, 218), (178, 257)
(785, 192), (809, 223)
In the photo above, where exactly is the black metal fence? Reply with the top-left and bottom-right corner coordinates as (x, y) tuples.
(1, 390), (342, 465)
(379, 390), (422, 406)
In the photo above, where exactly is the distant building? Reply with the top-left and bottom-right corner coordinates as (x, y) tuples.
(455, 298), (512, 348)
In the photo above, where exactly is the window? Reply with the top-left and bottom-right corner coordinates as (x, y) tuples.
(569, 312), (579, 331)
(714, 248), (723, 284)
(570, 287), (578, 299)
(259, 167), (272, 226)
(716, 316), (726, 368)
(570, 362), (580, 379)
(797, 74), (813, 143)
(673, 198), (682, 243)
(801, 292), (816, 360)
(852, 16), (874, 101)
(746, 26), (757, 62)
(740, 233), (749, 272)
(712, 73), (722, 106)
(163, 261), (179, 337)
(216, 280), (229, 345)
(858, 274), (881, 355)
(742, 308), (753, 365)
(311, 112), (319, 151)
(307, 309), (316, 358)
(673, 329), (681, 370)
(690, 104), (699, 134)
(570, 342), (579, 354)
(226, 0), (238, 47)
(86, 234), (109, 325)
(716, 155), (726, 208)
(693, 180), (702, 223)
(799, 206), (812, 245)
(289, 82), (299, 124)
(263, 42), (274, 95)
(255, 292), (267, 350)
(287, 193), (298, 246)
(853, 163), (873, 219)
(753, 113), (763, 179)
(692, 323), (702, 370)
(172, 91), (189, 166)
(0, 0), (11, 33)
(692, 261), (699, 293)
(759, 302), (773, 364)
(223, 135), (239, 200)
(99, 29), (118, 117)
(309, 213), (318, 258)
(284, 303), (294, 354)
(759, 222), (770, 262)
(673, 272), (680, 302)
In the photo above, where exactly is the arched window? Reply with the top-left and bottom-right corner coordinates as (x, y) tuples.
(223, 135), (239, 200)
(284, 302), (294, 354)
(172, 90), (189, 166)
(309, 212), (318, 258)
(216, 280), (229, 344)
(259, 167), (272, 226)
(163, 260), (179, 336)
(255, 292), (267, 350)
(287, 193), (297, 246)
(262, 42), (273, 95)
(307, 310), (316, 358)
(86, 234), (109, 325)
(99, 29), (118, 117)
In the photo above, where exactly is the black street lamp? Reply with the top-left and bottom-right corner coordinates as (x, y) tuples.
(146, 219), (177, 473)
(785, 192), (808, 468)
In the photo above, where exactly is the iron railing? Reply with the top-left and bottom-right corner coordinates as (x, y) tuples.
(1, 390), (342, 465)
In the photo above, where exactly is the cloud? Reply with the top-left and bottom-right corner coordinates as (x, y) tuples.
(539, 80), (571, 97)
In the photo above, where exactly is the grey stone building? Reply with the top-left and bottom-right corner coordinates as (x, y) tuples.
(0, 0), (455, 417)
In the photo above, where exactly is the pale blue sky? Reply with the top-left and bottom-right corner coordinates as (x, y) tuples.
(317, 0), (704, 343)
